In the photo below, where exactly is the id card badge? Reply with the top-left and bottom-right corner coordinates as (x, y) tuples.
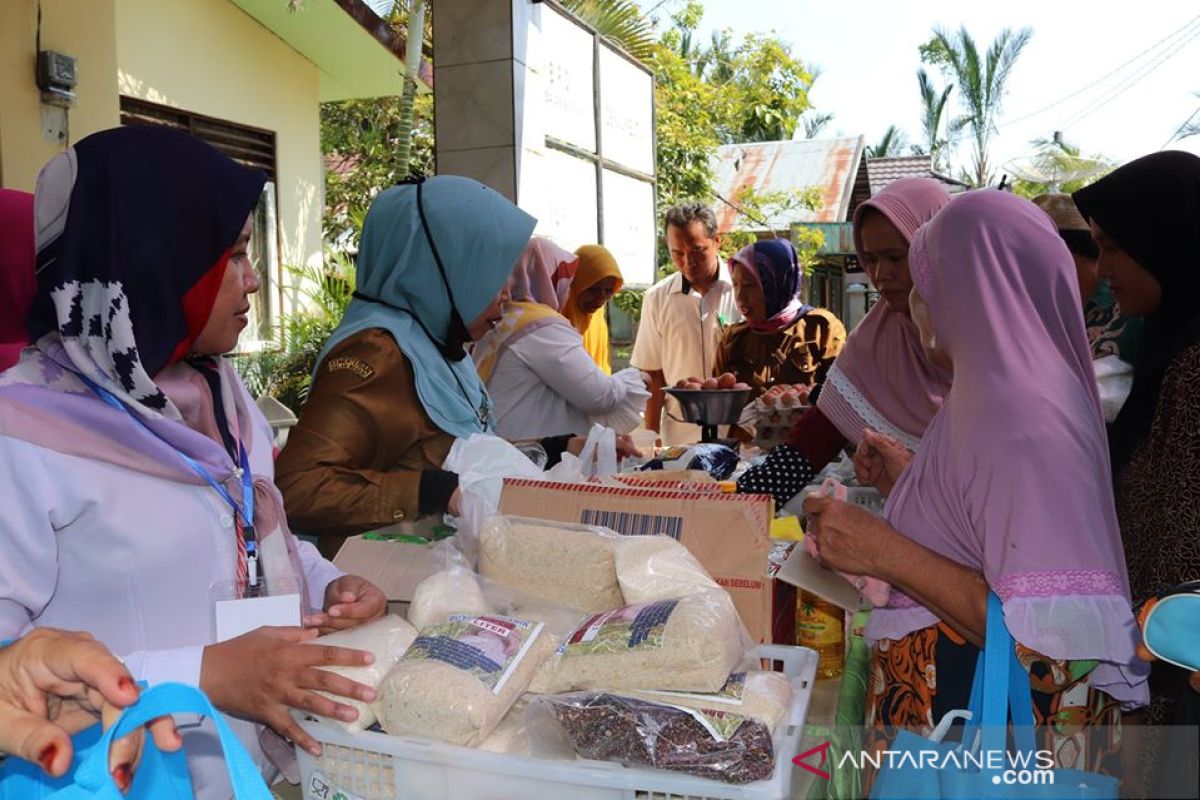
(211, 575), (302, 642)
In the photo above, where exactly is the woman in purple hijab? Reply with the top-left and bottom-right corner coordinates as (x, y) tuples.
(804, 190), (1147, 783)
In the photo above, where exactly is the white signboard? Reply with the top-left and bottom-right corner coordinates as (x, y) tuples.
(540, 7), (596, 152)
(602, 169), (656, 286)
(532, 148), (599, 248)
(599, 46), (654, 175)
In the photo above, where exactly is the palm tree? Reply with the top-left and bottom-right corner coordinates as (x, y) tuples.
(926, 25), (1032, 186)
(866, 125), (908, 158)
(803, 112), (835, 139)
(394, 0), (427, 178)
(561, 0), (655, 63)
(916, 68), (962, 172)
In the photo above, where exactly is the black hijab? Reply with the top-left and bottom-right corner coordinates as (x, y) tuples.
(1073, 151), (1200, 477)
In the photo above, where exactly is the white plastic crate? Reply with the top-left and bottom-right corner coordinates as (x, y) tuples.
(296, 644), (817, 800)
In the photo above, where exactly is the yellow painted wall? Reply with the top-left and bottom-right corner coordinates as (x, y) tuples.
(0, 0), (121, 191)
(115, 0), (324, 274)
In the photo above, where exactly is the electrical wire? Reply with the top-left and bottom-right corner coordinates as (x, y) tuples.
(1162, 103), (1200, 149)
(1057, 22), (1200, 131)
(1004, 14), (1200, 127)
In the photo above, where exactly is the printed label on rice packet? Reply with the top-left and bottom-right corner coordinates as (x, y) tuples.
(563, 599), (680, 656)
(640, 672), (747, 707)
(307, 771), (366, 800)
(402, 614), (544, 694)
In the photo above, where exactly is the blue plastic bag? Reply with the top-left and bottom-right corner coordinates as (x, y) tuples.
(0, 682), (272, 800)
(871, 593), (1118, 800)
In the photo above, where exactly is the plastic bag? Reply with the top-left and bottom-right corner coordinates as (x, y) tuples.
(526, 692), (775, 785)
(374, 612), (559, 747)
(408, 568), (495, 631)
(546, 423), (620, 482)
(613, 534), (719, 604)
(1094, 355), (1133, 423)
(590, 369), (652, 434)
(480, 515), (624, 612)
(296, 614), (418, 732)
(626, 670), (793, 733)
(477, 695), (533, 754)
(640, 443), (739, 481)
(529, 589), (748, 694)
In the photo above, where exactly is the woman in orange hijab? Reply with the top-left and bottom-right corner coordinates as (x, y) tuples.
(562, 245), (624, 374)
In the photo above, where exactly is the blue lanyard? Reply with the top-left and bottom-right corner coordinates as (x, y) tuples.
(75, 374), (257, 552)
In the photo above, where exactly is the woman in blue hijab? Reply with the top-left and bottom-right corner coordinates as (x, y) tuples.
(276, 177), (631, 552)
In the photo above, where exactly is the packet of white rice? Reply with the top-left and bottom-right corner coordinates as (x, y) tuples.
(529, 589), (747, 694)
(408, 567), (495, 630)
(374, 613), (558, 747)
(479, 515), (624, 612)
(613, 534), (719, 603)
(299, 614), (418, 732)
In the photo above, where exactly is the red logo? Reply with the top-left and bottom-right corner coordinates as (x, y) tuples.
(792, 741), (832, 780)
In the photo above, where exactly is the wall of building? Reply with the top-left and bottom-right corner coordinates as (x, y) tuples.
(0, 0), (121, 191)
(115, 0), (324, 273)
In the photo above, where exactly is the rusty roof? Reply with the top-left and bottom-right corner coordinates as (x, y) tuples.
(711, 136), (865, 233)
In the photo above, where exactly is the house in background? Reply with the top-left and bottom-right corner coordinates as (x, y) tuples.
(0, 0), (415, 347)
(712, 140), (967, 328)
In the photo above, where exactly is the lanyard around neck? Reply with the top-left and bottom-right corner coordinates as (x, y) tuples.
(75, 373), (259, 567)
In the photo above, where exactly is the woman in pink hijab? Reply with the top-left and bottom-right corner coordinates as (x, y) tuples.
(804, 190), (1147, 782)
(737, 178), (952, 505)
(0, 189), (35, 371)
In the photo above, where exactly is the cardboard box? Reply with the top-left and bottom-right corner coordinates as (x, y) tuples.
(332, 534), (443, 617)
(498, 478), (795, 644)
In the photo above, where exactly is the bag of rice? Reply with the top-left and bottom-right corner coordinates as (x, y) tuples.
(374, 613), (557, 746)
(299, 614), (418, 732)
(477, 695), (532, 754)
(613, 534), (719, 603)
(626, 670), (793, 733)
(526, 692), (775, 784)
(479, 516), (623, 612)
(408, 568), (494, 630)
(529, 590), (745, 694)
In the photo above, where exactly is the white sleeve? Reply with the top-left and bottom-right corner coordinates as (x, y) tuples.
(514, 325), (646, 415)
(0, 441), (59, 640)
(295, 537), (345, 611)
(630, 286), (663, 372)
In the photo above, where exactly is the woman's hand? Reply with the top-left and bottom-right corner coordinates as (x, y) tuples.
(853, 428), (912, 496)
(448, 487), (463, 517)
(0, 628), (181, 783)
(200, 626), (375, 756)
(303, 575), (388, 634)
(801, 494), (898, 577)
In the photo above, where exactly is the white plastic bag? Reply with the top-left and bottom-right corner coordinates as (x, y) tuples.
(544, 423), (619, 482)
(590, 369), (651, 434)
(1094, 355), (1133, 423)
(443, 434), (543, 557)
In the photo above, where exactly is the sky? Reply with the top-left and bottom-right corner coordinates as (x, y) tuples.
(643, 0), (1200, 176)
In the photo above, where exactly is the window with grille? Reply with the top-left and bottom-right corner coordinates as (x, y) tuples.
(119, 97), (280, 349)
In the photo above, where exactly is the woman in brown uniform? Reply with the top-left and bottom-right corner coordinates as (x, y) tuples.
(276, 178), (627, 556)
(713, 239), (845, 398)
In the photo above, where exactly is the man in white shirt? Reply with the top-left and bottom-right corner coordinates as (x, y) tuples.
(631, 203), (740, 445)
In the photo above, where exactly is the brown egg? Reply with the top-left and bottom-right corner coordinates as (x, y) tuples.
(717, 373), (737, 389)
(701, 377), (720, 390)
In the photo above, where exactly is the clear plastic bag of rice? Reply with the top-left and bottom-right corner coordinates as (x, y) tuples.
(525, 692), (776, 784)
(477, 695), (532, 754)
(298, 614), (418, 732)
(625, 670), (793, 733)
(613, 534), (719, 604)
(408, 567), (494, 630)
(529, 589), (747, 694)
(374, 612), (558, 746)
(479, 515), (623, 612)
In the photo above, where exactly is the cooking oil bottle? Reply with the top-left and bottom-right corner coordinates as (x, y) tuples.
(797, 590), (845, 679)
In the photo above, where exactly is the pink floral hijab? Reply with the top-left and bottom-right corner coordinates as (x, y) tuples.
(875, 190), (1147, 706)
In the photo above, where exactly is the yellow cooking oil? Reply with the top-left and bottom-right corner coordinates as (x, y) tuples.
(797, 591), (845, 679)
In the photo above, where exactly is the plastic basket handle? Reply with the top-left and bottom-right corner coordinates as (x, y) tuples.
(67, 683), (272, 800)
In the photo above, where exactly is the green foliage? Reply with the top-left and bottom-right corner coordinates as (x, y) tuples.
(866, 125), (908, 158)
(612, 288), (645, 323)
(915, 68), (963, 172)
(1009, 135), (1114, 198)
(718, 185), (825, 274)
(920, 25), (1032, 187)
(560, 0), (655, 62)
(232, 253), (356, 413)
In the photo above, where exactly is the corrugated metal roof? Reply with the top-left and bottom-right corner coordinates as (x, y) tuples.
(711, 136), (866, 233)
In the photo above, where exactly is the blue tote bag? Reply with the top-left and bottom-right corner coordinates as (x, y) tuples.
(0, 682), (272, 800)
(872, 593), (1119, 800)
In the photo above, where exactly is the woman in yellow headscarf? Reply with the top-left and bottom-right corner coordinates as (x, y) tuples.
(563, 245), (624, 374)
